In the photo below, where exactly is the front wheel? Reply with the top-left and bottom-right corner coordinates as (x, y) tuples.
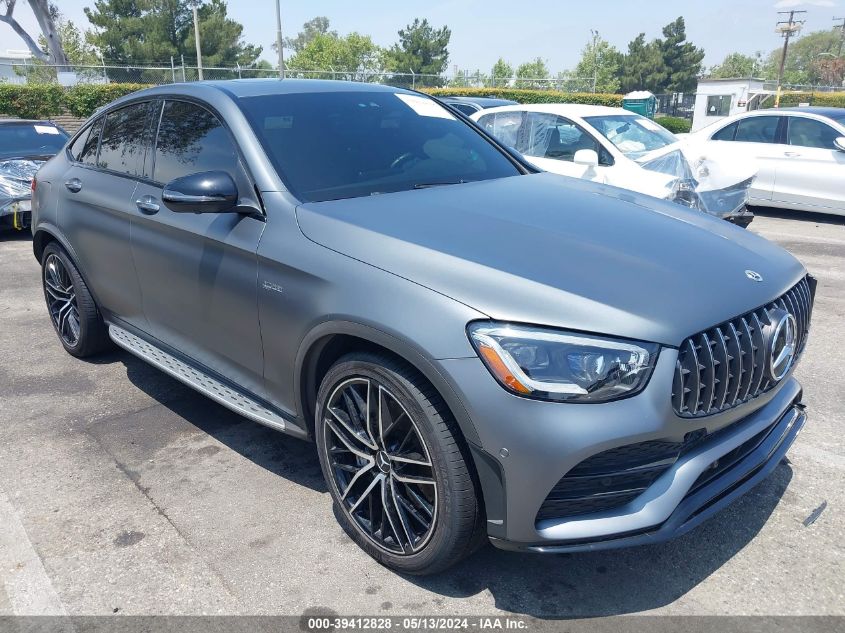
(41, 242), (110, 357)
(315, 352), (483, 575)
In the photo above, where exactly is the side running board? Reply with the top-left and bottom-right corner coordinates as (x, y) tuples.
(108, 324), (303, 438)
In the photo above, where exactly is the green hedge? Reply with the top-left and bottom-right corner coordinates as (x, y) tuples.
(775, 92), (845, 108)
(655, 115), (692, 134)
(423, 87), (623, 107)
(0, 83), (151, 120)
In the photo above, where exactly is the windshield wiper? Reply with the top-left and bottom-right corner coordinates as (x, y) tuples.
(412, 180), (466, 189)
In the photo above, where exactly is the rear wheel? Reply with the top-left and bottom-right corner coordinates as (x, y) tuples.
(315, 352), (483, 575)
(41, 243), (110, 357)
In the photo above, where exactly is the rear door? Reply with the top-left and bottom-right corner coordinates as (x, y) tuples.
(774, 115), (845, 213)
(59, 102), (154, 327)
(708, 115), (784, 203)
(130, 99), (267, 394)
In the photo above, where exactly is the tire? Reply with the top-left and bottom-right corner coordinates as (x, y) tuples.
(315, 352), (483, 575)
(41, 242), (111, 358)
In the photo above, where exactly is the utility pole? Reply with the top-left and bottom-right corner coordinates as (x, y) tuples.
(774, 10), (805, 106)
(192, 4), (203, 80)
(590, 29), (599, 94)
(275, 0), (284, 79)
(834, 17), (845, 57)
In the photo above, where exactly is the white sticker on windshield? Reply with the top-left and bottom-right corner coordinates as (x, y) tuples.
(34, 125), (60, 135)
(395, 94), (455, 120)
(638, 119), (662, 132)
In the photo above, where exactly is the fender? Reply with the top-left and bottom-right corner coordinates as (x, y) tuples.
(294, 318), (482, 447)
(32, 223), (105, 309)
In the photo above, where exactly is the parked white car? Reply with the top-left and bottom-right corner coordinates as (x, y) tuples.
(471, 104), (757, 226)
(685, 107), (845, 217)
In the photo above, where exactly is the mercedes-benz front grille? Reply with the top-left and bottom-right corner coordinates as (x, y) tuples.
(672, 276), (813, 418)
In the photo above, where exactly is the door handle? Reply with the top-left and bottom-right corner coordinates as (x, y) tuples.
(64, 178), (82, 193)
(784, 151), (801, 157)
(135, 195), (160, 214)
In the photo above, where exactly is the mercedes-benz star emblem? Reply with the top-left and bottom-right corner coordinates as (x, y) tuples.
(375, 451), (391, 474)
(765, 309), (797, 382)
(745, 270), (763, 282)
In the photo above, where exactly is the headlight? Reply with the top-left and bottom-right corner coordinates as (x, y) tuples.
(468, 322), (659, 403)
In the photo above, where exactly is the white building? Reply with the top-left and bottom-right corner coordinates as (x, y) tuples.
(691, 78), (779, 132)
(0, 50), (33, 84)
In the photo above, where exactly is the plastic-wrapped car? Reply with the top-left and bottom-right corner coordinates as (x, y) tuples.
(0, 119), (69, 231)
(472, 104), (757, 227)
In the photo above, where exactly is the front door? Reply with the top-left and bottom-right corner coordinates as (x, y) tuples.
(130, 99), (267, 395)
(774, 115), (845, 214)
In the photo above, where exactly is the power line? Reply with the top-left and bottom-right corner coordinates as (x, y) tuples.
(774, 10), (806, 106)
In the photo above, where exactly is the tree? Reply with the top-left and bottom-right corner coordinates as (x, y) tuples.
(618, 33), (665, 93)
(383, 18), (450, 86)
(658, 17), (704, 93)
(287, 31), (381, 80)
(194, 0), (261, 66)
(762, 29), (844, 84)
(813, 56), (845, 86)
(573, 33), (622, 93)
(0, 0), (68, 65)
(708, 52), (762, 79)
(491, 58), (512, 87)
(515, 57), (549, 88)
(85, 0), (261, 66)
(282, 16), (335, 53)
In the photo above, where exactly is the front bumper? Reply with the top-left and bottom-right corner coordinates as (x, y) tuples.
(437, 351), (804, 550)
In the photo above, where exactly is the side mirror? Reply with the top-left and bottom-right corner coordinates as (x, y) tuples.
(835, 137), (845, 152)
(573, 149), (600, 167)
(162, 171), (238, 213)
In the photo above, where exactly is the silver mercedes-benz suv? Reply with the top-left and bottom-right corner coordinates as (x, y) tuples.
(31, 80), (814, 575)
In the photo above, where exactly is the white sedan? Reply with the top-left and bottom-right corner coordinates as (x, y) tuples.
(685, 107), (845, 217)
(471, 104), (757, 226)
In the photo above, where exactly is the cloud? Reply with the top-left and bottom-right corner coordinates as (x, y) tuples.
(774, 0), (835, 7)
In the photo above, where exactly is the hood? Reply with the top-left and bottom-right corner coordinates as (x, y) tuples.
(296, 173), (805, 346)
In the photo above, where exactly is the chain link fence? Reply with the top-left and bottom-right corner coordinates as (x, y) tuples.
(0, 61), (602, 92)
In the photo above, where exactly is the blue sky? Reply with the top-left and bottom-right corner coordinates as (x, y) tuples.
(2, 0), (842, 72)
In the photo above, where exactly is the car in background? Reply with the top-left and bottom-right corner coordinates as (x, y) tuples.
(1, 119), (69, 232)
(440, 96), (518, 116)
(686, 107), (845, 217)
(472, 104), (756, 227)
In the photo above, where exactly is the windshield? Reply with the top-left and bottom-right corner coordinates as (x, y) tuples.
(0, 123), (68, 160)
(238, 91), (521, 202)
(583, 114), (676, 160)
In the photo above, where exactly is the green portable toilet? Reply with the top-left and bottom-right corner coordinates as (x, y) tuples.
(622, 91), (657, 119)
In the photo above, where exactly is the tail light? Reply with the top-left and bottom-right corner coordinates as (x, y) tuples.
(31, 176), (37, 194)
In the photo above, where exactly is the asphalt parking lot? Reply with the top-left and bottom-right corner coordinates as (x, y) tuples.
(0, 210), (843, 617)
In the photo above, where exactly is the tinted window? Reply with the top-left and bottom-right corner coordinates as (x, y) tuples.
(787, 117), (841, 149)
(78, 117), (103, 166)
(239, 91), (521, 202)
(153, 100), (239, 184)
(0, 123), (68, 160)
(450, 103), (478, 116)
(97, 103), (151, 175)
(734, 117), (779, 143)
(711, 121), (737, 141)
(68, 126), (91, 160)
